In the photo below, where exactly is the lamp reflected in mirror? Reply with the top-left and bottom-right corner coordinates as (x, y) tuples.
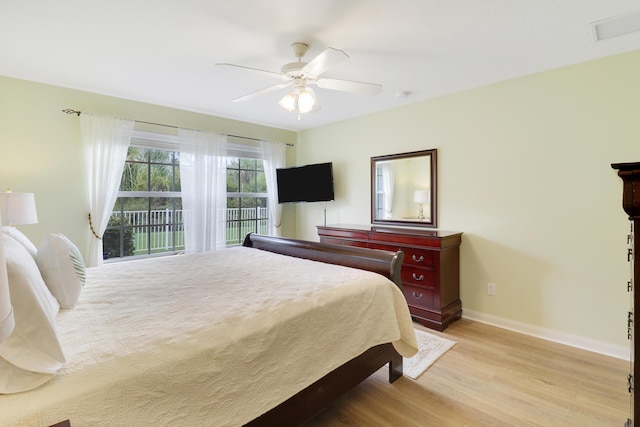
(413, 190), (430, 221)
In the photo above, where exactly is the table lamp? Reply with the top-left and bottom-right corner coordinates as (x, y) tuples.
(0, 190), (38, 226)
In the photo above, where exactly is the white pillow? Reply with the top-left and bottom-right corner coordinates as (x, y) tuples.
(36, 233), (86, 309)
(1, 226), (37, 259)
(0, 235), (65, 394)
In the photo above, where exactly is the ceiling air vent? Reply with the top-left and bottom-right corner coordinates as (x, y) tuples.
(591, 10), (640, 41)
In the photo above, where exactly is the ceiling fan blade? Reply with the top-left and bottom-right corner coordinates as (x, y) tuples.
(232, 83), (291, 102)
(216, 63), (285, 80)
(315, 78), (382, 95)
(302, 47), (349, 76)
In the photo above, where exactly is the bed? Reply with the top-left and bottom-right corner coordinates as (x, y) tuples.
(0, 231), (418, 427)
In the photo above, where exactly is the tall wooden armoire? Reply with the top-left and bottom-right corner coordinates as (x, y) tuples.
(612, 162), (640, 426)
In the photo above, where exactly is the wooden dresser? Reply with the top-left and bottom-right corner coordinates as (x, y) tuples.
(317, 225), (463, 331)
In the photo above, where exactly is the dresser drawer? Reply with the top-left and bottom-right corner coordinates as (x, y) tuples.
(369, 244), (434, 267)
(401, 248), (434, 267)
(401, 266), (434, 286)
(404, 284), (434, 308)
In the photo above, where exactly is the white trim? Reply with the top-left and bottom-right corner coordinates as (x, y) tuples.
(462, 309), (630, 361)
(227, 192), (268, 198)
(117, 191), (181, 198)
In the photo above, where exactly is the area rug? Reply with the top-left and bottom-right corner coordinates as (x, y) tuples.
(403, 329), (457, 380)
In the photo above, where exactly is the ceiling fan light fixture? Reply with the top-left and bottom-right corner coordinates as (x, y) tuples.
(278, 87), (317, 114)
(297, 87), (316, 113)
(278, 92), (297, 112)
(223, 42), (379, 119)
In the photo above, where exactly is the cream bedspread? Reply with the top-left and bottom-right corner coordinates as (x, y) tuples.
(0, 246), (417, 427)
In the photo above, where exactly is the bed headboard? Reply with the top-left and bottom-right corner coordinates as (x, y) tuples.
(242, 233), (404, 289)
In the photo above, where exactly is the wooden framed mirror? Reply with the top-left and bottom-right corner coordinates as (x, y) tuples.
(371, 149), (437, 228)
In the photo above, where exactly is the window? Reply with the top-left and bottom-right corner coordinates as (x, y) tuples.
(104, 131), (270, 260)
(225, 157), (268, 245)
(375, 165), (385, 220)
(104, 146), (183, 259)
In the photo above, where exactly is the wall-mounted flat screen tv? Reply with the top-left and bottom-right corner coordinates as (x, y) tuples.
(276, 162), (335, 204)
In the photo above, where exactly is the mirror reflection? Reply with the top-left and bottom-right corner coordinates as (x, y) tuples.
(371, 149), (437, 227)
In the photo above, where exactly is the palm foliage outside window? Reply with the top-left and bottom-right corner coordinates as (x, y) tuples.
(104, 140), (270, 260)
(104, 147), (182, 259)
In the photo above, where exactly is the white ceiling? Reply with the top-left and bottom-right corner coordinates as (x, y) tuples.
(1, 1), (639, 132)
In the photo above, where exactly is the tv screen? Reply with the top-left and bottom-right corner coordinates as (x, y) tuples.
(276, 162), (335, 204)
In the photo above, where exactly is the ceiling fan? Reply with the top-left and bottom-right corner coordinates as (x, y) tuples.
(217, 42), (382, 116)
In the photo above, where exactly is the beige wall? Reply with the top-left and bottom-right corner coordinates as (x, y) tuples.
(0, 76), (298, 256)
(295, 50), (640, 356)
(2, 50), (638, 357)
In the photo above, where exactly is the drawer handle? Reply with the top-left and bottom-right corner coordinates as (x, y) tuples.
(412, 273), (425, 281)
(412, 254), (425, 262)
(412, 291), (424, 299)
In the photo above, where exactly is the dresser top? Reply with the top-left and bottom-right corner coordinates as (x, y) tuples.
(318, 224), (462, 238)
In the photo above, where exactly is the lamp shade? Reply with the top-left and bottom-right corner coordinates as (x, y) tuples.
(0, 192), (38, 226)
(0, 213), (15, 342)
(296, 87), (316, 113)
(278, 93), (296, 111)
(413, 190), (430, 204)
(278, 86), (317, 114)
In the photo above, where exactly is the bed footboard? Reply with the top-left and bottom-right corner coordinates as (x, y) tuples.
(242, 233), (404, 289)
(242, 233), (406, 425)
(244, 343), (402, 427)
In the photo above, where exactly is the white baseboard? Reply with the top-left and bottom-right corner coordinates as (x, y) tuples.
(462, 309), (630, 361)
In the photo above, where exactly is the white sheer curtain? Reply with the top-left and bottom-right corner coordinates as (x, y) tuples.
(380, 162), (395, 219)
(81, 113), (134, 267)
(261, 140), (286, 237)
(178, 128), (227, 253)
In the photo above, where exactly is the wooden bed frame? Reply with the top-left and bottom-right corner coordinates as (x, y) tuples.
(241, 233), (406, 426)
(50, 234), (407, 427)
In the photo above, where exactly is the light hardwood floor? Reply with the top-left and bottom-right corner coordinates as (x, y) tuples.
(305, 319), (630, 427)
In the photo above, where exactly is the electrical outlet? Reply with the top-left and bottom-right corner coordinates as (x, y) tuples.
(487, 283), (497, 296)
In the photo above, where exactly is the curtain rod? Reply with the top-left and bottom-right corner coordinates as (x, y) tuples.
(61, 108), (294, 146)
